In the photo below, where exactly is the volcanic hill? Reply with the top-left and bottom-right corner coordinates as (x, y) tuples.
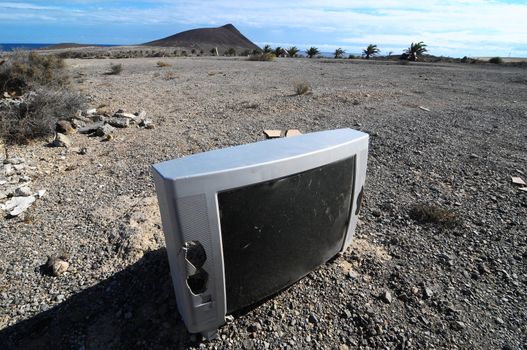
(142, 24), (260, 54)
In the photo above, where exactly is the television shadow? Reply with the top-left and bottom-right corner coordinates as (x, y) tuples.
(0, 249), (192, 350)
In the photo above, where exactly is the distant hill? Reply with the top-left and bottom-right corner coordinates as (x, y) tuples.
(142, 24), (260, 54)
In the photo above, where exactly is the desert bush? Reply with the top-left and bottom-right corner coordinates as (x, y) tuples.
(191, 49), (196, 55)
(489, 57), (503, 64)
(409, 203), (461, 228)
(107, 63), (122, 75)
(294, 82), (311, 95)
(348, 54), (356, 59)
(248, 53), (276, 61)
(0, 87), (85, 144)
(157, 61), (171, 67)
(225, 48), (236, 56)
(0, 51), (68, 95)
(241, 49), (251, 56)
(334, 48), (345, 59)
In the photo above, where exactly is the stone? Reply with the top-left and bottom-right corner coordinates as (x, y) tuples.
(1, 196), (36, 216)
(78, 121), (105, 134)
(14, 186), (32, 197)
(308, 313), (319, 325)
(55, 120), (75, 134)
(381, 290), (393, 304)
(139, 119), (155, 129)
(423, 287), (433, 299)
(51, 133), (71, 148)
(5, 157), (25, 165)
(70, 118), (86, 129)
(96, 124), (115, 137)
(45, 256), (69, 277)
(85, 108), (97, 115)
(107, 117), (129, 128)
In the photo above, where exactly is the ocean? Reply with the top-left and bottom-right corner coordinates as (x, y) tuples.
(0, 43), (52, 51)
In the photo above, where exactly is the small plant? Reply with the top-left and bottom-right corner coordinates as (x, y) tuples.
(107, 63), (122, 75)
(225, 48), (236, 56)
(409, 203), (461, 228)
(181, 51), (188, 57)
(163, 71), (177, 80)
(306, 47), (319, 58)
(286, 46), (299, 57)
(348, 54), (356, 59)
(156, 61), (171, 67)
(248, 53), (276, 61)
(489, 57), (503, 64)
(294, 81), (311, 95)
(263, 45), (272, 53)
(241, 49), (251, 56)
(252, 49), (261, 55)
(191, 48), (196, 54)
(334, 48), (345, 59)
(363, 44), (380, 59)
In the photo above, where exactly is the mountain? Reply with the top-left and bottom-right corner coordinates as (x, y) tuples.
(142, 24), (260, 53)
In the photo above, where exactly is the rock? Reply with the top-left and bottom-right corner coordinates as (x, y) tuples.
(423, 287), (433, 299)
(343, 309), (352, 319)
(4, 164), (15, 176)
(5, 157), (25, 165)
(340, 345), (350, 350)
(78, 147), (88, 155)
(51, 133), (72, 148)
(107, 117), (129, 128)
(96, 124), (115, 137)
(14, 186), (32, 197)
(140, 119), (155, 129)
(135, 110), (147, 120)
(1, 195), (36, 217)
(469, 153), (480, 159)
(36, 190), (46, 198)
(45, 256), (69, 276)
(85, 108), (97, 115)
(308, 313), (319, 325)
(0, 191), (6, 200)
(477, 263), (491, 275)
(451, 321), (466, 330)
(70, 118), (86, 129)
(55, 120), (75, 134)
(381, 290), (393, 304)
(495, 317), (504, 324)
(78, 121), (105, 134)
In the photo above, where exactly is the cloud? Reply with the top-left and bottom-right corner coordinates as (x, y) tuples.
(1, 0), (527, 56)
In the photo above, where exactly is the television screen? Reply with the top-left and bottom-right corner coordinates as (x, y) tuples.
(152, 128), (369, 338)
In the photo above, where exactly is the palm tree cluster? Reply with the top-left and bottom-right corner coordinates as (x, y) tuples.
(257, 41), (428, 61)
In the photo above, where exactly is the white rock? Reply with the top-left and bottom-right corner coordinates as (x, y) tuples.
(51, 133), (72, 148)
(0, 196), (36, 216)
(86, 108), (97, 115)
(36, 189), (46, 198)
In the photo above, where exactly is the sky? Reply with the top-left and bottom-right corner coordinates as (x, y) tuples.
(1, 0), (527, 57)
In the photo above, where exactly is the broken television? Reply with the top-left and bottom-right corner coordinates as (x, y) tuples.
(152, 128), (369, 337)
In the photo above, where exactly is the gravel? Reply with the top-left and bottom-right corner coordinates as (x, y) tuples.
(0, 56), (526, 349)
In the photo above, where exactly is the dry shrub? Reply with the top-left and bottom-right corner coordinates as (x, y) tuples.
(157, 61), (171, 67)
(107, 63), (122, 75)
(248, 53), (276, 62)
(0, 88), (85, 144)
(409, 203), (461, 228)
(0, 51), (68, 95)
(294, 81), (311, 95)
(163, 71), (177, 80)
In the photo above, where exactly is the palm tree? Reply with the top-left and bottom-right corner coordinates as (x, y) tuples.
(274, 47), (285, 57)
(263, 45), (272, 53)
(286, 46), (299, 57)
(306, 47), (319, 58)
(363, 44), (380, 59)
(334, 48), (345, 59)
(405, 41), (427, 61)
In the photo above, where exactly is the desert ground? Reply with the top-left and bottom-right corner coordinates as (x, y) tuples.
(1, 56), (526, 349)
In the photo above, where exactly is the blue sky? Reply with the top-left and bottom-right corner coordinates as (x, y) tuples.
(1, 0), (527, 57)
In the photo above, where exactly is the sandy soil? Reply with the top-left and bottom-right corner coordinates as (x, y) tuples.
(1, 56), (526, 349)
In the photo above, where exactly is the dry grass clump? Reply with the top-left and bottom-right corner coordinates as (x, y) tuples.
(1, 88), (85, 144)
(248, 53), (276, 62)
(0, 51), (68, 95)
(107, 63), (123, 75)
(0, 51), (85, 144)
(156, 61), (171, 67)
(409, 203), (461, 228)
(294, 81), (311, 95)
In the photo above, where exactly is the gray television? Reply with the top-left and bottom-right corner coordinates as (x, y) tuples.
(152, 128), (369, 338)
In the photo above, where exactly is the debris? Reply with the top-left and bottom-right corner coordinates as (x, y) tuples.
(107, 117), (130, 128)
(263, 130), (282, 139)
(469, 153), (480, 159)
(286, 129), (302, 137)
(55, 120), (76, 135)
(51, 133), (72, 148)
(1, 196), (36, 217)
(95, 124), (115, 137)
(511, 176), (526, 186)
(139, 119), (155, 129)
(423, 287), (434, 299)
(78, 121), (105, 134)
(519, 188), (527, 192)
(418, 106), (431, 112)
(85, 108), (97, 115)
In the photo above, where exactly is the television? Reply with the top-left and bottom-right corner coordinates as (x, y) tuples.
(152, 128), (369, 338)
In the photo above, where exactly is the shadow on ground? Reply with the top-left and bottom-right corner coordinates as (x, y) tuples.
(0, 249), (192, 350)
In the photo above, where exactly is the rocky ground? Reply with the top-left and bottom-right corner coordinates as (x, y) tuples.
(0, 56), (526, 349)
